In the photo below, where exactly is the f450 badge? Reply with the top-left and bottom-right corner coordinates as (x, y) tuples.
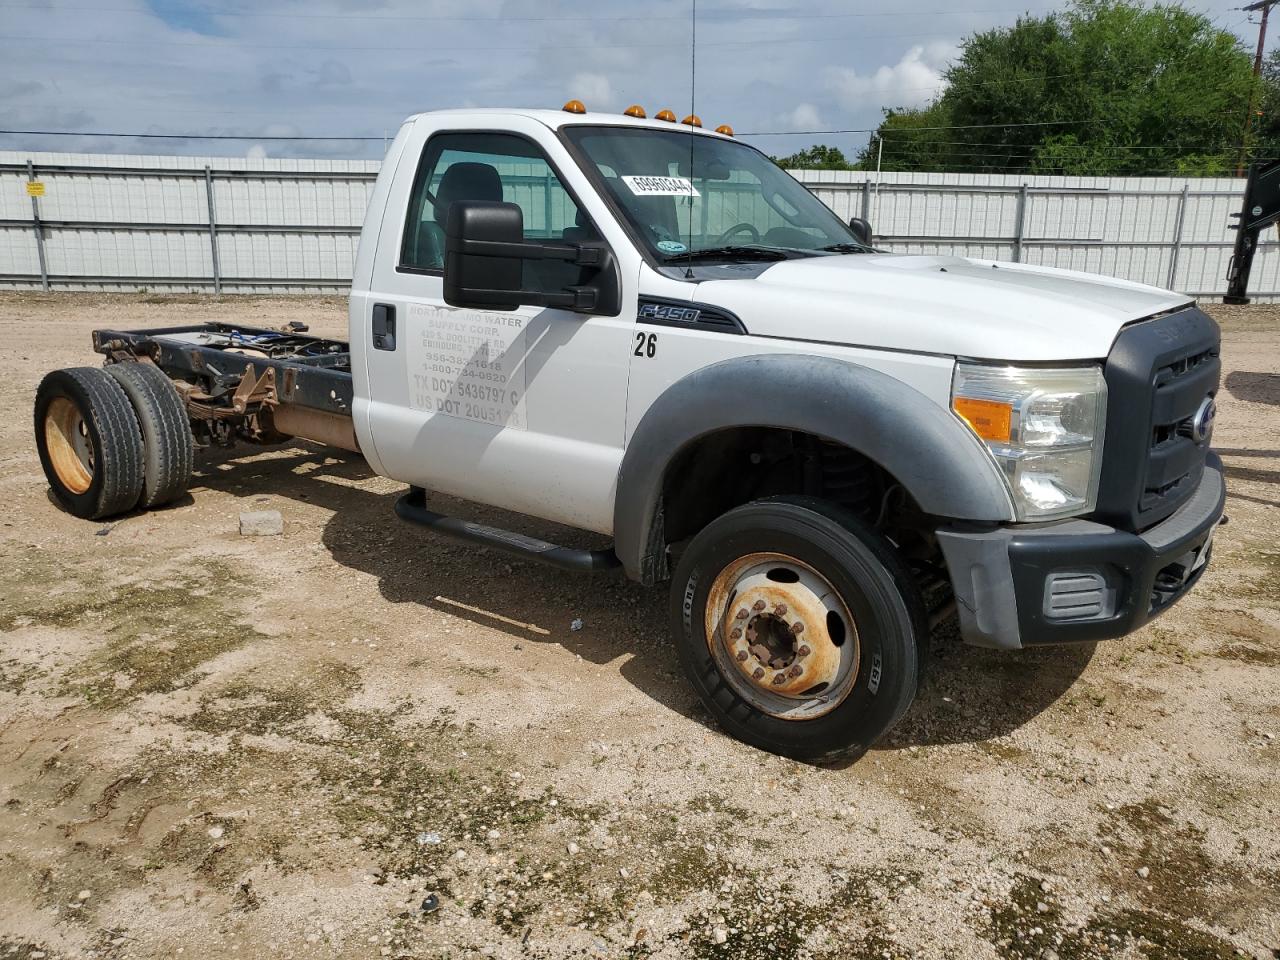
(638, 302), (701, 324)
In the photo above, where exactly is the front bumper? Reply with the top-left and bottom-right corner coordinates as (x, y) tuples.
(937, 452), (1225, 649)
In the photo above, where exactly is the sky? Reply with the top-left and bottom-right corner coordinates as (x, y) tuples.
(0, 0), (1258, 163)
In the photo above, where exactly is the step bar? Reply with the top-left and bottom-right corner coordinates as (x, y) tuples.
(394, 489), (622, 573)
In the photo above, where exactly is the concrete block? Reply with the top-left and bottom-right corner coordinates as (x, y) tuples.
(239, 510), (283, 536)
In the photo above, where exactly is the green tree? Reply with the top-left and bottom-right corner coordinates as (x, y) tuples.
(771, 144), (854, 170)
(1250, 48), (1280, 168)
(857, 0), (1253, 176)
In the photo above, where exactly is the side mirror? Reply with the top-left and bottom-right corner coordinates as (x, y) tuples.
(848, 217), (873, 247)
(443, 201), (620, 316)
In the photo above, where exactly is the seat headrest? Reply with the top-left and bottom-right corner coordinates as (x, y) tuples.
(433, 162), (503, 222)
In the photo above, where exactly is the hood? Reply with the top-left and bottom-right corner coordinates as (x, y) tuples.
(693, 254), (1191, 362)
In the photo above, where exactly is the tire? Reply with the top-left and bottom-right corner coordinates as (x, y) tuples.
(669, 496), (926, 762)
(34, 367), (145, 520)
(106, 361), (194, 509)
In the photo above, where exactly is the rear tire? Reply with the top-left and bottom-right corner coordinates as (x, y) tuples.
(669, 496), (925, 762)
(34, 367), (145, 520)
(106, 362), (194, 509)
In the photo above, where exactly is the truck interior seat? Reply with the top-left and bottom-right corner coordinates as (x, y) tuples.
(417, 161), (503, 268)
(561, 209), (600, 244)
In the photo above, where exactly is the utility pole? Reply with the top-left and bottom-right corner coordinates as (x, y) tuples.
(1238, 0), (1277, 176)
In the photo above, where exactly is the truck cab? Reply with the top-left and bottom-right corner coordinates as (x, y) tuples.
(36, 103), (1224, 762)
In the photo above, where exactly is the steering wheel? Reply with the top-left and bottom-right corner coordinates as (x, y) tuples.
(715, 222), (760, 244)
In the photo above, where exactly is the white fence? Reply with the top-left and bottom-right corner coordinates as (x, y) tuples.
(797, 170), (1265, 301)
(0, 150), (1271, 299)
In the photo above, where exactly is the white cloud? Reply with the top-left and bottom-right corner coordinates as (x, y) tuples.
(827, 43), (958, 112)
(780, 102), (823, 131)
(568, 72), (614, 110)
(245, 143), (268, 160)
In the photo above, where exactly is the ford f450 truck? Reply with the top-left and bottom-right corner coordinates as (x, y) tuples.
(33, 104), (1225, 761)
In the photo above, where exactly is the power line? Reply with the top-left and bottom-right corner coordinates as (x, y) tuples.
(0, 129), (383, 141)
(740, 119), (1109, 136)
(0, 120), (1112, 142)
(0, 2), (1061, 22)
(878, 138), (1244, 151)
(0, 30), (961, 52)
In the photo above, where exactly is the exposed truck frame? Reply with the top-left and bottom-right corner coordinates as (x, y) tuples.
(91, 320), (623, 571)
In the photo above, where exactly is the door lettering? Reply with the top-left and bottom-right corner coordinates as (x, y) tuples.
(405, 303), (528, 429)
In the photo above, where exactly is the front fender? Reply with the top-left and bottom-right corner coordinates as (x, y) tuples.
(613, 353), (1014, 583)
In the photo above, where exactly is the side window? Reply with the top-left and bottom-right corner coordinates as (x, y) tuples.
(399, 132), (594, 272)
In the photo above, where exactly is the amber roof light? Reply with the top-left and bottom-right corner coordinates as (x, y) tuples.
(681, 114), (702, 128)
(715, 124), (734, 137)
(655, 109), (677, 123)
(623, 104), (646, 118)
(562, 99), (587, 114)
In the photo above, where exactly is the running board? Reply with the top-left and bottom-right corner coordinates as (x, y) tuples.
(394, 489), (622, 573)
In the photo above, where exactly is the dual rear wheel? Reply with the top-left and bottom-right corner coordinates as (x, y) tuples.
(34, 363), (193, 520)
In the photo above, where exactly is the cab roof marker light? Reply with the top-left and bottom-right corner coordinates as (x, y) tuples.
(562, 99), (587, 114)
(623, 105), (647, 118)
(715, 124), (734, 137)
(682, 114), (702, 128)
(654, 109), (677, 123)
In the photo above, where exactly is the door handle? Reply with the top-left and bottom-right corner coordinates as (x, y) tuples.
(372, 303), (396, 351)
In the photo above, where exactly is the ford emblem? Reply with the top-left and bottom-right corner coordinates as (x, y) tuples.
(1190, 397), (1216, 444)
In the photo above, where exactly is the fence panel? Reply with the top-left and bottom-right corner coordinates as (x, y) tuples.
(0, 150), (1273, 299)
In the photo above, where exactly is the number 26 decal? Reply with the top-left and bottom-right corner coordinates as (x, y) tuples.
(633, 331), (658, 358)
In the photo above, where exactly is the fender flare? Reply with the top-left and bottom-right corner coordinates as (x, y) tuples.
(613, 353), (1015, 583)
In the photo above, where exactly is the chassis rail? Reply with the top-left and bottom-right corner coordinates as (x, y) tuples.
(92, 321), (359, 452)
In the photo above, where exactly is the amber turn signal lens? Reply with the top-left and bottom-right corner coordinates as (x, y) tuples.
(623, 104), (646, 118)
(655, 109), (677, 122)
(715, 124), (734, 136)
(682, 114), (702, 127)
(953, 397), (1013, 443)
(562, 99), (587, 114)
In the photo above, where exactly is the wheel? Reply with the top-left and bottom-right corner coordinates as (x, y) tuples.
(669, 496), (925, 762)
(34, 367), (145, 520)
(106, 361), (194, 509)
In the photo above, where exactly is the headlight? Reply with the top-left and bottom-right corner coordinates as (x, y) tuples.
(952, 362), (1107, 521)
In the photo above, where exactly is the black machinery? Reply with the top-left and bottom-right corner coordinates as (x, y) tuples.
(1225, 158), (1280, 304)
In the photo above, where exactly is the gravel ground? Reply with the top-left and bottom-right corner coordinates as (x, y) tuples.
(0, 293), (1277, 960)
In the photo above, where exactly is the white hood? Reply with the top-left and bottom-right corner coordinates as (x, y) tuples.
(694, 254), (1191, 362)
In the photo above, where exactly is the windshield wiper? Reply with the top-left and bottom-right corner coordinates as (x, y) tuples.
(660, 245), (792, 263)
(819, 242), (873, 253)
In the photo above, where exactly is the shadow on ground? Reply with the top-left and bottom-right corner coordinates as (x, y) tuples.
(192, 443), (1096, 755)
(1224, 370), (1279, 406)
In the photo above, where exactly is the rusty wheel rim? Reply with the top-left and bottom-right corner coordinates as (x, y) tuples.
(704, 552), (860, 721)
(44, 396), (95, 495)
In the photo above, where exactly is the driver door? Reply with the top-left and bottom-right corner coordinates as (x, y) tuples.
(360, 126), (634, 534)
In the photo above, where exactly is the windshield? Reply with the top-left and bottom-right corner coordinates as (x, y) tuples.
(562, 125), (866, 261)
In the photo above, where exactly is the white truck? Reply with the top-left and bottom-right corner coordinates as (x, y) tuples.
(33, 104), (1225, 761)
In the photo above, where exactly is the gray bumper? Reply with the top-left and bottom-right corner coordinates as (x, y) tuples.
(937, 453), (1225, 650)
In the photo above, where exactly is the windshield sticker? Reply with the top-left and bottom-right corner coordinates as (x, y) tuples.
(656, 239), (688, 254)
(622, 175), (700, 198)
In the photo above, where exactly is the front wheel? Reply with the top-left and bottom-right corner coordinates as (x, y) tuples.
(669, 496), (925, 762)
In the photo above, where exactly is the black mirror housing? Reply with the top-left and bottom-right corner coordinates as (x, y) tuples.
(443, 201), (621, 316)
(848, 217), (873, 247)
(443, 201), (525, 310)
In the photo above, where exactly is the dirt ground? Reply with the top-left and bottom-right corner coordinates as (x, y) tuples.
(0, 292), (1276, 960)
